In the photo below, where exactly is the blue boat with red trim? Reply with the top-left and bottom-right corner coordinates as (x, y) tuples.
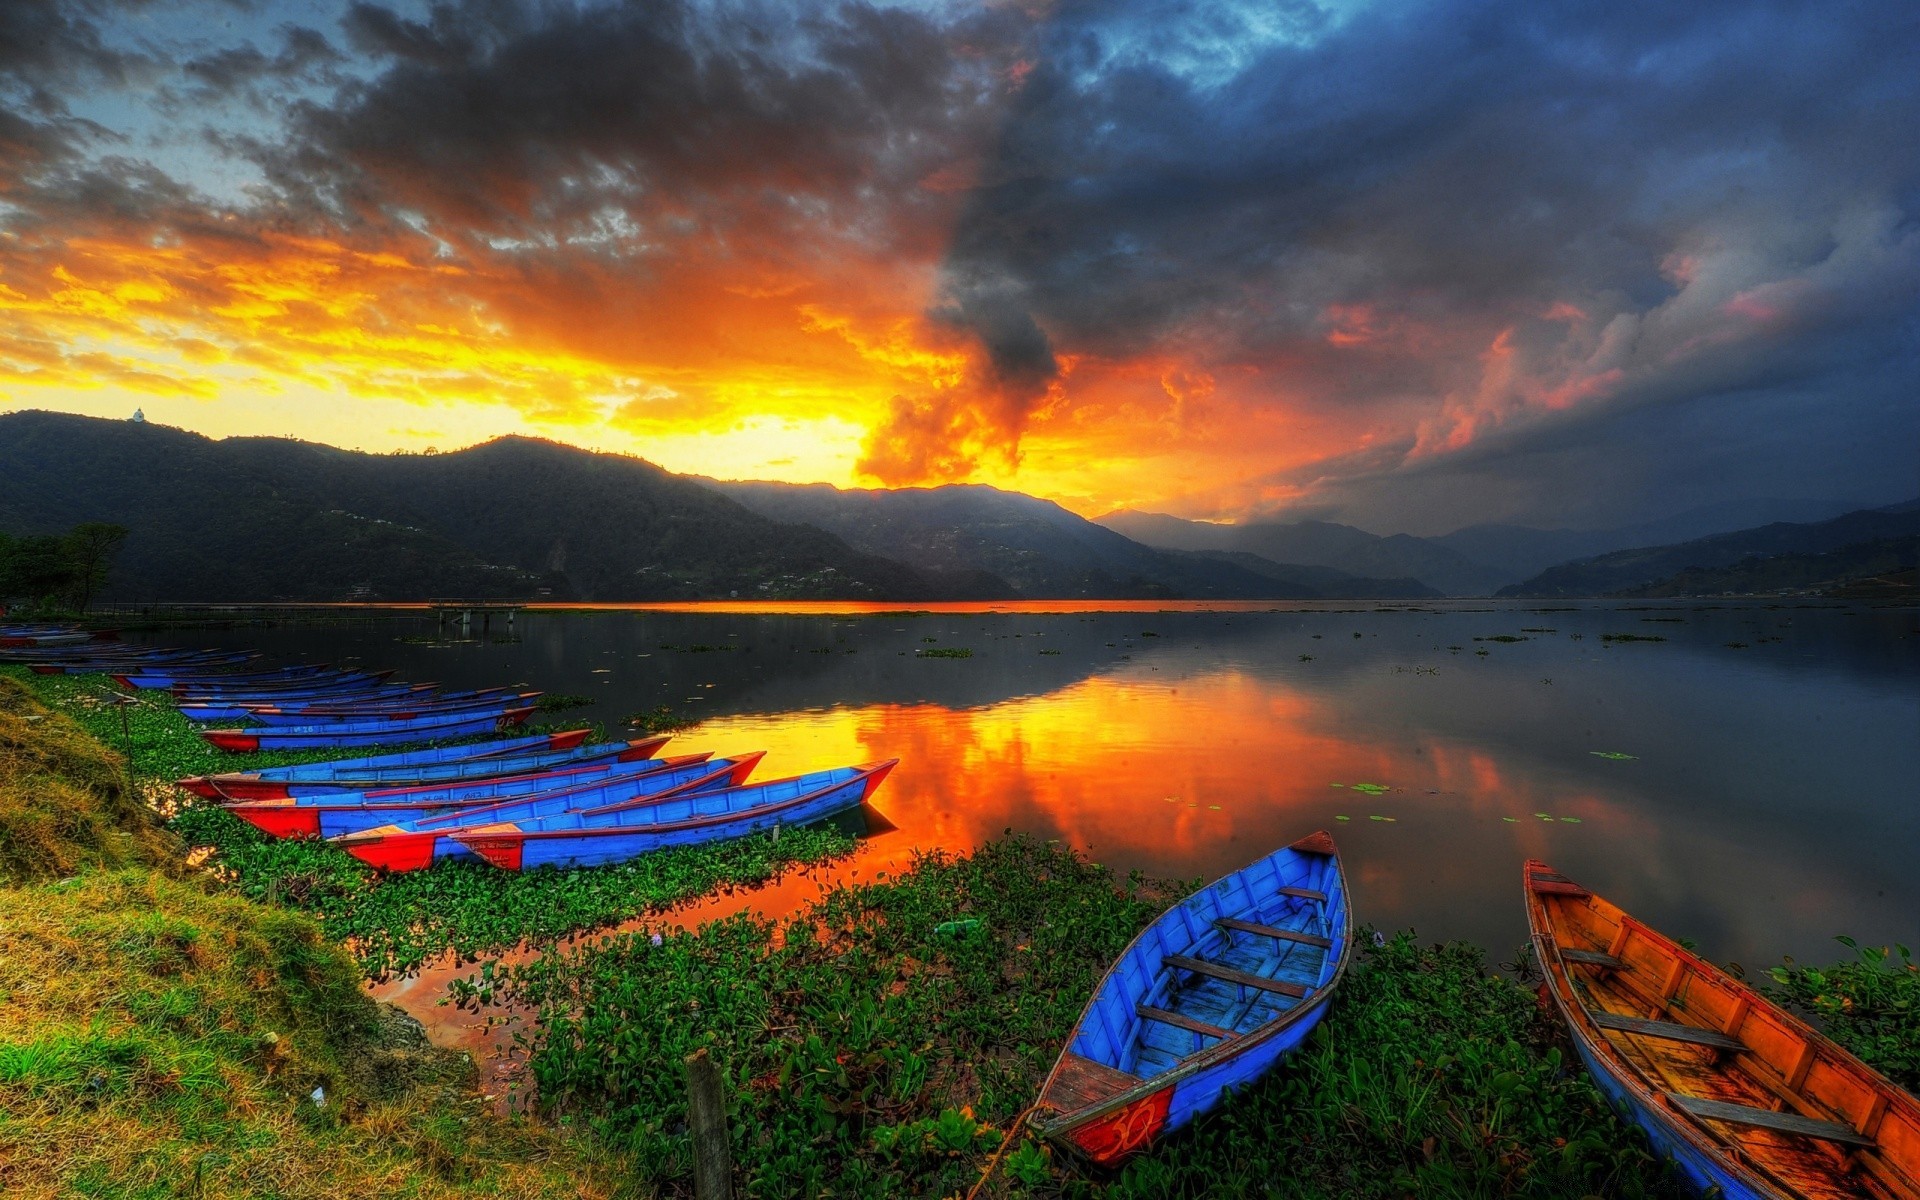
(179, 732), (654, 799)
(227, 752), (753, 840)
(453, 759), (899, 871)
(177, 729), (609, 798)
(201, 704), (536, 751)
(329, 753), (767, 866)
(1029, 830), (1353, 1166)
(181, 687), (528, 724)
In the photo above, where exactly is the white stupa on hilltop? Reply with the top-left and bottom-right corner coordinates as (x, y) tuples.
(130, 408), (146, 423)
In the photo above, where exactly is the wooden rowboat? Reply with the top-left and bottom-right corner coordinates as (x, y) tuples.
(1525, 860), (1920, 1199)
(199, 705), (535, 751)
(453, 759), (898, 871)
(1030, 831), (1353, 1165)
(175, 730), (623, 799)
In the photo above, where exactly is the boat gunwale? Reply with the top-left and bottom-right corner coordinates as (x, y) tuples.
(1030, 832), (1355, 1139)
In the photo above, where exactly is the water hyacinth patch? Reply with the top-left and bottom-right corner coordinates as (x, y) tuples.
(466, 842), (1688, 1198)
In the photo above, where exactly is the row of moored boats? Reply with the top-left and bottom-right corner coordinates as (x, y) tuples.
(1, 628), (896, 874)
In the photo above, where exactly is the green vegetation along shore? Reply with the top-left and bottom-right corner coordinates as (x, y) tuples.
(3, 664), (1914, 1197)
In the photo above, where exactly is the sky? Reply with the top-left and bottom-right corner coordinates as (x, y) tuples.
(1, 0), (1916, 534)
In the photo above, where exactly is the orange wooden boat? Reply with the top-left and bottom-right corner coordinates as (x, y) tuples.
(1525, 860), (1920, 1199)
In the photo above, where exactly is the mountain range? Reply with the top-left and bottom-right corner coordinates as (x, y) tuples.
(1, 411), (1908, 602)
(704, 480), (1437, 600)
(0, 412), (963, 602)
(1495, 503), (1920, 597)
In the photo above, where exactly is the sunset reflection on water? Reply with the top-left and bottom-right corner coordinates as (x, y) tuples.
(173, 601), (1918, 968)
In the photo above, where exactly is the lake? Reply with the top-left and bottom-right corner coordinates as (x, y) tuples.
(139, 599), (1919, 971)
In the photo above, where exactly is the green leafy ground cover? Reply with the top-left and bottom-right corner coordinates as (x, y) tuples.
(471, 838), (1696, 1199)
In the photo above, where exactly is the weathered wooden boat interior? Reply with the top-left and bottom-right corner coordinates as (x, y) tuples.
(1528, 863), (1920, 1200)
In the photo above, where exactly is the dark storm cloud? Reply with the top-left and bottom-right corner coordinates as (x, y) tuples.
(258, 0), (1023, 245)
(907, 0), (1920, 523)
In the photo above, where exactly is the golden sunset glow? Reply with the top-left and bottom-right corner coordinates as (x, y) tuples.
(2, 0), (1912, 532)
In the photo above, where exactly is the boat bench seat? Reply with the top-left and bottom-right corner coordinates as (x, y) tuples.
(1592, 1011), (1743, 1051)
(1137, 1004), (1235, 1042)
(1165, 954), (1309, 998)
(1275, 886), (1327, 902)
(1562, 949), (1625, 969)
(1667, 1094), (1875, 1147)
(1216, 917), (1333, 949)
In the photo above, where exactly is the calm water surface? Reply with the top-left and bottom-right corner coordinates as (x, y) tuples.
(146, 601), (1919, 969)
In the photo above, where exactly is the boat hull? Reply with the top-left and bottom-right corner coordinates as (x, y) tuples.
(454, 760), (895, 871)
(1525, 860), (1920, 1200)
(1032, 831), (1353, 1166)
(201, 706), (533, 751)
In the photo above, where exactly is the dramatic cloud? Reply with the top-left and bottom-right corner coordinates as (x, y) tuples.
(1, 0), (1915, 529)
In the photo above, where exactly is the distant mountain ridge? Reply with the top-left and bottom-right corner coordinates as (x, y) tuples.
(702, 480), (1439, 600)
(1096, 511), (1505, 595)
(1609, 537), (1918, 598)
(1097, 498), (1894, 595)
(1497, 505), (1920, 597)
(0, 411), (979, 602)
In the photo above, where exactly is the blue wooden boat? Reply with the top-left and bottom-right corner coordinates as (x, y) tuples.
(33, 651), (255, 675)
(170, 670), (398, 697)
(228, 752), (745, 840)
(177, 730), (610, 798)
(1030, 831), (1353, 1165)
(180, 732), (652, 799)
(185, 688), (530, 725)
(454, 759), (899, 871)
(329, 754), (767, 867)
(201, 705), (536, 751)
(175, 685), (433, 720)
(116, 663), (340, 690)
(1525, 861), (1920, 1200)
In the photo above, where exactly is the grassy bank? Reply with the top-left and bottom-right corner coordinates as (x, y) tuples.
(0, 673), (625, 1198)
(3, 665), (860, 978)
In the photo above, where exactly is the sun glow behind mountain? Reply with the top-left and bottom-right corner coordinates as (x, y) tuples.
(2, 0), (1916, 531)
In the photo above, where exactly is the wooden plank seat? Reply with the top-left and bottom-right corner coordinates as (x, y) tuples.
(1591, 1011), (1744, 1052)
(1667, 1094), (1875, 1148)
(1275, 886), (1328, 902)
(1164, 954), (1310, 998)
(1138, 1005), (1236, 1042)
(1216, 917), (1334, 949)
(1561, 949), (1625, 968)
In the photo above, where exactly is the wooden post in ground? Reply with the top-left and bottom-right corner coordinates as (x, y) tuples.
(685, 1048), (732, 1200)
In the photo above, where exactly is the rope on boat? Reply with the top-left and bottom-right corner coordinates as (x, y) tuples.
(964, 1101), (1042, 1200)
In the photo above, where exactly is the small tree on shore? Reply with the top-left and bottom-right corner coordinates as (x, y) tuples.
(63, 523), (129, 612)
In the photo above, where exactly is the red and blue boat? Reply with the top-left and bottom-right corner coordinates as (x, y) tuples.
(116, 662), (343, 690)
(200, 704), (536, 751)
(177, 731), (651, 799)
(1526, 861), (1919, 1200)
(174, 684), (434, 719)
(453, 759), (899, 871)
(181, 687), (528, 724)
(226, 752), (749, 840)
(328, 753), (766, 867)
(1030, 831), (1353, 1165)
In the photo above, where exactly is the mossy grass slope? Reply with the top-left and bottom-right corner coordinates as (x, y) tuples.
(0, 675), (175, 881)
(0, 677), (624, 1198)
